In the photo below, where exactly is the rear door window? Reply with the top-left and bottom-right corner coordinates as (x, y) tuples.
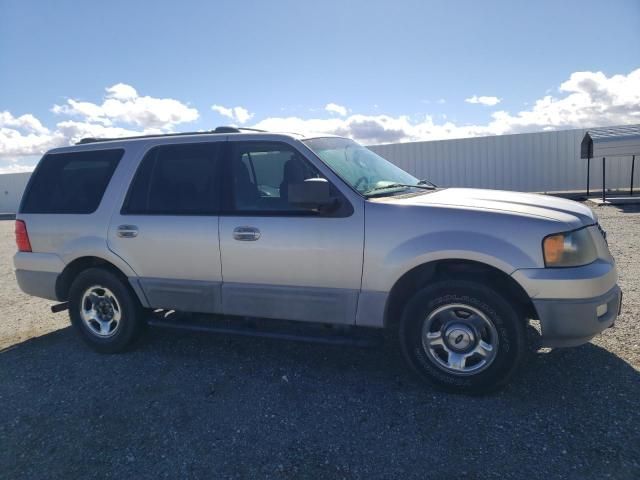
(123, 142), (221, 215)
(21, 149), (123, 214)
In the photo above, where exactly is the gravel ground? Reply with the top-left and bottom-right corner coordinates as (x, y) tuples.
(1, 203), (639, 479)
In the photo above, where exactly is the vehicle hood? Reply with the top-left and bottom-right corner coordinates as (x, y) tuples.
(381, 188), (596, 228)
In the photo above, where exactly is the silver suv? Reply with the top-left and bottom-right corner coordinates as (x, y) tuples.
(14, 128), (621, 394)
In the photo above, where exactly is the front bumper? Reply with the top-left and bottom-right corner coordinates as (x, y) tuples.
(532, 285), (621, 347)
(512, 257), (620, 348)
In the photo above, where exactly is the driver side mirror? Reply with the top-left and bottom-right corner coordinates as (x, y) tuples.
(288, 178), (336, 211)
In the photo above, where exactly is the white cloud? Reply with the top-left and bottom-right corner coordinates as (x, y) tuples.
(325, 103), (348, 116)
(2, 68), (639, 173)
(254, 68), (640, 144)
(0, 111), (61, 159)
(211, 104), (254, 124)
(1, 84), (200, 170)
(54, 121), (158, 145)
(211, 105), (233, 119)
(52, 83), (199, 129)
(0, 163), (38, 174)
(465, 95), (501, 106)
(485, 69), (640, 134)
(106, 83), (138, 100)
(253, 114), (414, 144)
(0, 111), (50, 135)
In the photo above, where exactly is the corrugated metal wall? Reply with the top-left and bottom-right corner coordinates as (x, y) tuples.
(369, 128), (638, 193)
(0, 172), (30, 213)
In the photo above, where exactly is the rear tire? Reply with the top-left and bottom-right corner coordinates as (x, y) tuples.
(68, 267), (144, 353)
(399, 280), (526, 394)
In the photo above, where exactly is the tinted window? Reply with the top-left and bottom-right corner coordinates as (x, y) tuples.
(231, 142), (325, 212)
(124, 143), (220, 215)
(21, 149), (122, 214)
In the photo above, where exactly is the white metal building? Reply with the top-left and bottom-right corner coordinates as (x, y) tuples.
(0, 172), (31, 214)
(368, 126), (638, 193)
(0, 124), (638, 213)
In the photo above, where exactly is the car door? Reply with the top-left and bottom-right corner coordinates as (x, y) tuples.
(107, 140), (223, 313)
(219, 140), (365, 324)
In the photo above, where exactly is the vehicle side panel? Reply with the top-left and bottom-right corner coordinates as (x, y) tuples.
(358, 200), (563, 327)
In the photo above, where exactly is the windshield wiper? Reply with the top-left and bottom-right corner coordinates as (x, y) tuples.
(363, 182), (436, 196)
(417, 179), (438, 188)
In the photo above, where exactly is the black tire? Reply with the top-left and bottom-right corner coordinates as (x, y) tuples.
(68, 267), (144, 353)
(399, 280), (526, 394)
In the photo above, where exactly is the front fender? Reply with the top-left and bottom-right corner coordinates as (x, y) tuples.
(356, 230), (537, 328)
(363, 230), (536, 293)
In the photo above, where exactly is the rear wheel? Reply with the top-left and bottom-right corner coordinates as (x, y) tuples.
(69, 268), (144, 353)
(399, 280), (526, 394)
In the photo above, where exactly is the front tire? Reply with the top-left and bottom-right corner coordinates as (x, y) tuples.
(399, 280), (526, 394)
(68, 268), (144, 353)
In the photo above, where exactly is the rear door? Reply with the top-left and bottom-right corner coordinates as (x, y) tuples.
(107, 141), (224, 313)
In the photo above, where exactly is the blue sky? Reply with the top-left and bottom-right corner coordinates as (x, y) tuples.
(1, 0), (639, 171)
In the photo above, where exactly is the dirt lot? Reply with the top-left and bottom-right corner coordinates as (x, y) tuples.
(1, 203), (639, 479)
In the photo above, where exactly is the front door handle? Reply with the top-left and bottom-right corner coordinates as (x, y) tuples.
(233, 226), (261, 241)
(117, 224), (139, 238)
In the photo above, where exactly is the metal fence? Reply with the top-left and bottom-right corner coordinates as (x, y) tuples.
(369, 128), (638, 193)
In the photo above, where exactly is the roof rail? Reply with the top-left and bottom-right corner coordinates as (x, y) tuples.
(236, 127), (268, 133)
(212, 126), (240, 133)
(76, 126), (268, 145)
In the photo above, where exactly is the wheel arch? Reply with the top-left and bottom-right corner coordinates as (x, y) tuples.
(55, 256), (146, 306)
(384, 259), (537, 328)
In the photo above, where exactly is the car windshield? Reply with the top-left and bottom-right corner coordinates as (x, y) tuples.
(303, 137), (425, 196)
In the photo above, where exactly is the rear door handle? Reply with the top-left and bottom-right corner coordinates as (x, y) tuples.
(233, 226), (261, 241)
(117, 225), (138, 238)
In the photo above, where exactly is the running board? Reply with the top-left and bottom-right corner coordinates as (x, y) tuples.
(147, 314), (381, 348)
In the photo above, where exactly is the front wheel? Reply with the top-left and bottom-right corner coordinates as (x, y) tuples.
(399, 280), (526, 394)
(68, 268), (144, 353)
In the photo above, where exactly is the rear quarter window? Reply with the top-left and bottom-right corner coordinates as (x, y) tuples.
(20, 149), (123, 214)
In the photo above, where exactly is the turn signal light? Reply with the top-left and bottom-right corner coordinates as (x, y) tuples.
(543, 234), (564, 264)
(15, 220), (32, 252)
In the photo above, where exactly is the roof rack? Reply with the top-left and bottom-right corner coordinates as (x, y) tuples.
(76, 126), (268, 145)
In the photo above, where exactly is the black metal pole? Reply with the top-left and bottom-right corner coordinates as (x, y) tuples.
(602, 157), (606, 203)
(587, 156), (591, 196)
(631, 155), (635, 196)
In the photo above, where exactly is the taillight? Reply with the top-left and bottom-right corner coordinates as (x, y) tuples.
(15, 220), (32, 252)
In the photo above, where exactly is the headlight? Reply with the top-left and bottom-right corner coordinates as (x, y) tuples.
(542, 228), (598, 267)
